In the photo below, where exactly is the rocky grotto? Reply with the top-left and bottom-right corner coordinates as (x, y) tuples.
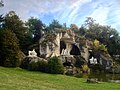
(37, 29), (114, 74)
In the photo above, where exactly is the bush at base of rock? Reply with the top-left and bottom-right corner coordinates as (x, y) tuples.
(28, 61), (38, 71)
(20, 57), (31, 69)
(20, 57), (48, 73)
(74, 55), (85, 68)
(3, 57), (20, 67)
(37, 60), (48, 72)
(48, 56), (64, 74)
(28, 60), (48, 73)
(20, 56), (65, 74)
(82, 64), (90, 73)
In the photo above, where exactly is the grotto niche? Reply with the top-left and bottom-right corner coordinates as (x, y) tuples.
(70, 44), (80, 55)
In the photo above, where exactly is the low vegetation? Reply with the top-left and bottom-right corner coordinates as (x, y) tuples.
(20, 56), (64, 74)
(0, 66), (120, 90)
(47, 56), (64, 74)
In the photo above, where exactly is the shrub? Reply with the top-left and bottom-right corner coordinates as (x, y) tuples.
(28, 61), (38, 71)
(20, 57), (48, 73)
(21, 56), (64, 74)
(37, 60), (48, 72)
(93, 39), (100, 49)
(74, 56), (85, 68)
(93, 39), (108, 53)
(82, 64), (90, 73)
(20, 57), (31, 69)
(48, 56), (64, 74)
(99, 44), (108, 53)
(3, 53), (20, 67)
(28, 60), (48, 72)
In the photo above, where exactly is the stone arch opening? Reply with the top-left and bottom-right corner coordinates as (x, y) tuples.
(70, 44), (80, 55)
(60, 41), (66, 54)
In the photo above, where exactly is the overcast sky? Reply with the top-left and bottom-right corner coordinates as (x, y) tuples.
(0, 0), (120, 33)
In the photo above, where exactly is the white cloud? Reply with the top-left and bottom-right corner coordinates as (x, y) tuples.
(0, 0), (120, 33)
(89, 6), (110, 25)
(56, 0), (92, 24)
(0, 0), (67, 20)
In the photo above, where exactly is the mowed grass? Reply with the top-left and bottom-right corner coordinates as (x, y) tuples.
(0, 67), (120, 90)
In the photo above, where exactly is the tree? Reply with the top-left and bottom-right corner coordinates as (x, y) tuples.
(84, 17), (96, 29)
(70, 24), (79, 33)
(0, 29), (21, 67)
(47, 19), (63, 32)
(78, 26), (86, 36)
(83, 17), (120, 55)
(26, 17), (45, 55)
(26, 17), (45, 43)
(4, 11), (32, 54)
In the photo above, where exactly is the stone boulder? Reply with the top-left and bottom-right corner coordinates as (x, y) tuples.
(88, 50), (113, 72)
(86, 78), (98, 83)
(74, 55), (86, 68)
(59, 55), (76, 67)
(64, 68), (74, 75)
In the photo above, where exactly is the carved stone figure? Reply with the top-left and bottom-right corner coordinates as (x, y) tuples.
(89, 57), (97, 64)
(28, 49), (37, 57)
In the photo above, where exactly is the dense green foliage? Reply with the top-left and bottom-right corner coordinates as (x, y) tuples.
(93, 39), (108, 53)
(0, 30), (21, 67)
(20, 57), (48, 72)
(48, 56), (64, 74)
(21, 56), (64, 74)
(28, 61), (39, 71)
(74, 56), (85, 68)
(20, 57), (31, 69)
(1, 11), (32, 54)
(81, 17), (120, 55)
(26, 17), (45, 43)
(25, 17), (45, 55)
(46, 19), (63, 32)
(28, 60), (48, 72)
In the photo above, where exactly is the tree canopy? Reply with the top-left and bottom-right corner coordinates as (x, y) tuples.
(82, 17), (120, 55)
(26, 17), (45, 43)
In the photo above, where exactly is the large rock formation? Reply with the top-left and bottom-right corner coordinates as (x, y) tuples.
(39, 29), (78, 58)
(39, 29), (113, 73)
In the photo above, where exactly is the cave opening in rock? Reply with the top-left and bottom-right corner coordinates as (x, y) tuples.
(60, 41), (66, 54)
(70, 44), (80, 55)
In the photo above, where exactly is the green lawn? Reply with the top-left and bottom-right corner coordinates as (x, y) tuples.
(0, 66), (120, 90)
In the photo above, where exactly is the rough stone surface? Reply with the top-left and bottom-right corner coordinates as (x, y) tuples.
(38, 29), (114, 73)
(64, 69), (74, 75)
(86, 78), (98, 83)
(39, 29), (76, 58)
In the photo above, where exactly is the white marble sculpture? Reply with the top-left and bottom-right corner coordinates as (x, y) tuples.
(61, 49), (65, 55)
(28, 49), (37, 57)
(89, 57), (97, 64)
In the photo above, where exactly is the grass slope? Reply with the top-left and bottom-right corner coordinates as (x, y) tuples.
(0, 66), (120, 90)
